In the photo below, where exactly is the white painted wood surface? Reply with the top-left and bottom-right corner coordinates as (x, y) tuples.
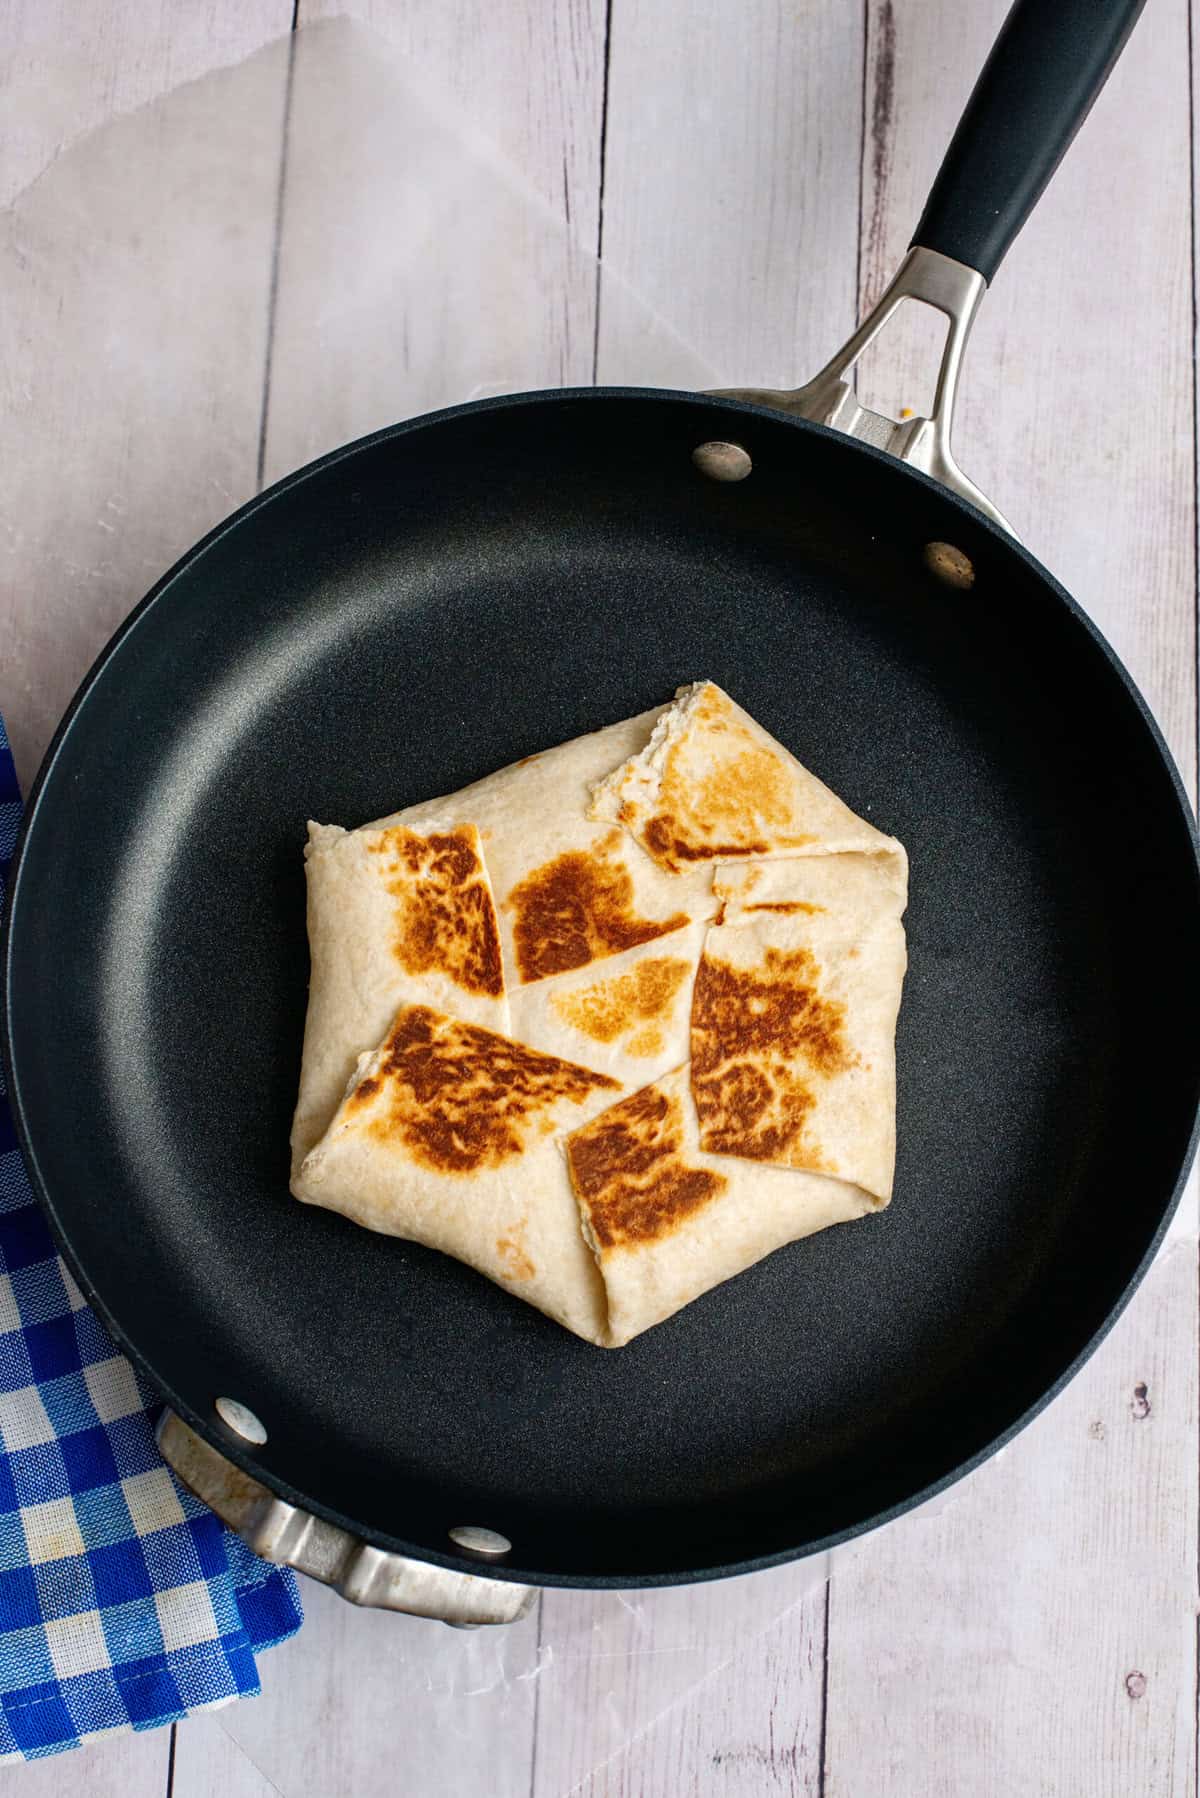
(0, 0), (294, 791)
(825, 1246), (1199, 1798)
(256, 11), (600, 489)
(596, 0), (863, 389)
(1, 0), (1197, 1792)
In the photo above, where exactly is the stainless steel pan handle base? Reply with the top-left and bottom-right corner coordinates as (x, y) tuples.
(156, 1411), (535, 1627)
(717, 245), (1014, 537)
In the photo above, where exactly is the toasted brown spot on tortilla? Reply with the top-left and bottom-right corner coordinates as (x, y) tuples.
(643, 816), (773, 868)
(701, 743), (791, 822)
(550, 956), (690, 1048)
(376, 826), (504, 998)
(350, 1006), (618, 1174)
(567, 1084), (727, 1252)
(690, 944), (853, 1162)
(634, 689), (816, 872)
(742, 901), (826, 915)
(506, 833), (690, 984)
(496, 1232), (536, 1280)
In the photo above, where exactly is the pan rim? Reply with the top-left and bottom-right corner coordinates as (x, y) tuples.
(4, 385), (1199, 1588)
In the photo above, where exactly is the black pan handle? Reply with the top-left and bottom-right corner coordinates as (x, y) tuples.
(715, 0), (1149, 532)
(911, 0), (1148, 282)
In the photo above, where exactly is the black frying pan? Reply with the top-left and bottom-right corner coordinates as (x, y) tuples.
(5, 0), (1198, 1615)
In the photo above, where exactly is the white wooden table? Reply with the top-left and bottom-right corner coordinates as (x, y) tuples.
(2, 2), (1197, 1792)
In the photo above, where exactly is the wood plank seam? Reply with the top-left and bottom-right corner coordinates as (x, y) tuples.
(856, 0), (894, 312)
(1189, 4), (1200, 1796)
(590, 0), (615, 381)
(804, 6), (886, 1787)
(1186, 1), (1199, 1786)
(528, 1592), (546, 1798)
(815, 7), (880, 1790)
(255, 25), (299, 493)
(1190, 0), (1200, 817)
(816, 1575), (832, 1797)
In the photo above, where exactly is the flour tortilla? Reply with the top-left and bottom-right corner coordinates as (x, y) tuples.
(292, 684), (909, 1346)
(691, 893), (906, 1203)
(564, 1065), (874, 1346)
(591, 681), (898, 871)
(293, 1005), (620, 1342)
(366, 711), (717, 1008)
(291, 820), (508, 1170)
(711, 844), (908, 924)
(504, 916), (708, 1080)
(294, 711), (719, 1164)
(295, 1018), (875, 1349)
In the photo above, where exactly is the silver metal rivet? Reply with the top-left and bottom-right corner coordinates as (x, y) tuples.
(448, 1524), (512, 1558)
(692, 440), (752, 482)
(923, 540), (975, 589)
(215, 1397), (268, 1445)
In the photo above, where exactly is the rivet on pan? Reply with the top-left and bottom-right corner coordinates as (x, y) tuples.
(214, 1397), (268, 1445)
(448, 1524), (512, 1558)
(692, 440), (752, 483)
(923, 540), (975, 589)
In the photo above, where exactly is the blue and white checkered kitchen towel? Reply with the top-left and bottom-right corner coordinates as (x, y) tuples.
(0, 714), (302, 1760)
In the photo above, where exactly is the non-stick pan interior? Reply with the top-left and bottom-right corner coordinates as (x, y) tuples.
(6, 393), (1199, 1583)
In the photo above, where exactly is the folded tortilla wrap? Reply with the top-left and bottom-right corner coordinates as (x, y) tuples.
(291, 682), (908, 1345)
